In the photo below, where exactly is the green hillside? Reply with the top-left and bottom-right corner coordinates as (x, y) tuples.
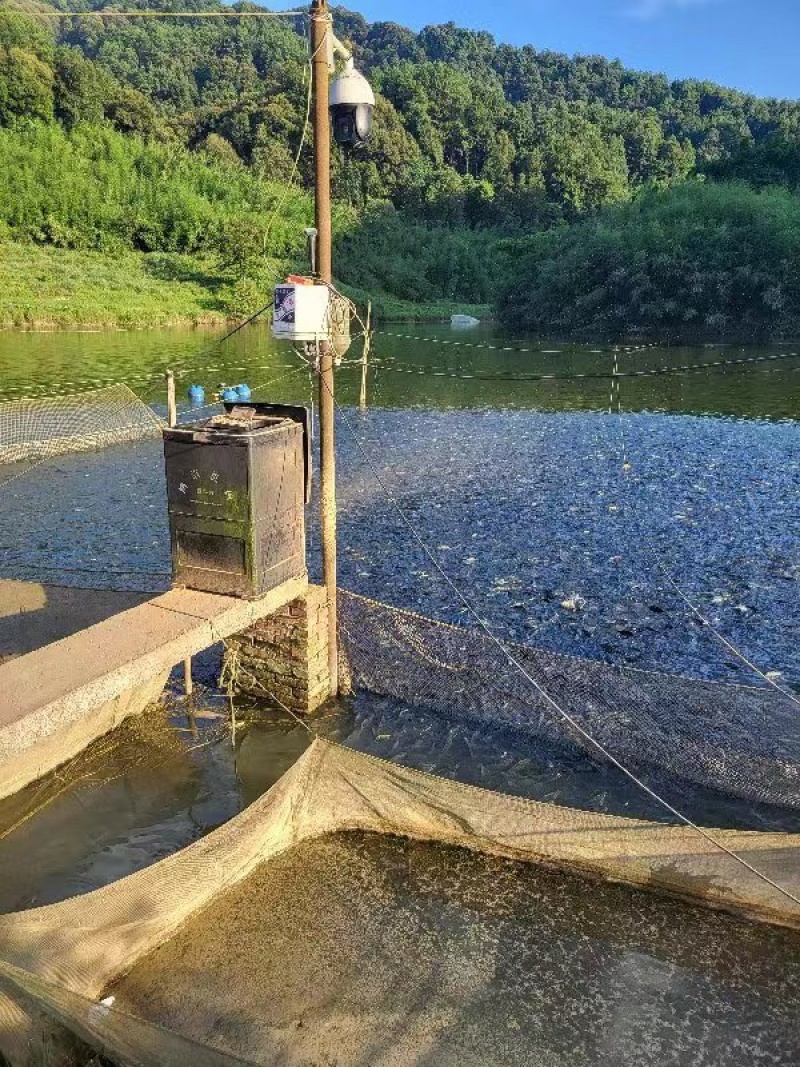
(0, 2), (799, 334)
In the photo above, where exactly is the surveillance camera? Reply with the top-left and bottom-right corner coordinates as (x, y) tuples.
(329, 59), (375, 149)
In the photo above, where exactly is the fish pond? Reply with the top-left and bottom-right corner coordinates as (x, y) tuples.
(0, 324), (798, 1064)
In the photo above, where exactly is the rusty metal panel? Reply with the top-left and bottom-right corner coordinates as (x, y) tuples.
(223, 402), (312, 503)
(162, 408), (307, 598)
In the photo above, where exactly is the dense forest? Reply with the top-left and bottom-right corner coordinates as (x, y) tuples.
(0, 0), (799, 334)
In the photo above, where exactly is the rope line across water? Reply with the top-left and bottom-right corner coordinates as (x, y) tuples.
(368, 350), (800, 383)
(314, 368), (800, 909)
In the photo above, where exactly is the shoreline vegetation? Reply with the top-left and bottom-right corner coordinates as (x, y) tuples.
(0, 242), (490, 330)
(0, 5), (798, 339)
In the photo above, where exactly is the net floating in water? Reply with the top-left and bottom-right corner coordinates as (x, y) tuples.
(0, 384), (162, 466)
(338, 591), (800, 812)
(0, 737), (798, 1065)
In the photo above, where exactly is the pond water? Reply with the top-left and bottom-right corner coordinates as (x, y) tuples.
(1, 323), (798, 420)
(111, 831), (800, 1067)
(0, 323), (798, 1061)
(1, 323), (797, 678)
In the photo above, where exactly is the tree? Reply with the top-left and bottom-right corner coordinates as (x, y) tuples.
(707, 132), (800, 191)
(104, 87), (158, 137)
(537, 104), (630, 218)
(198, 132), (241, 167)
(0, 47), (54, 126)
(54, 47), (106, 128)
(497, 181), (800, 339)
(0, 11), (54, 62)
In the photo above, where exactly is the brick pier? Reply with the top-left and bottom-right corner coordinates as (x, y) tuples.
(224, 584), (333, 714)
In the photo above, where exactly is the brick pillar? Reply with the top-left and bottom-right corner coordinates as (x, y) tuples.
(224, 584), (332, 714)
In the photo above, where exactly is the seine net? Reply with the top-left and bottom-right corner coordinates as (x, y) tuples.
(0, 384), (798, 1064)
(338, 591), (800, 813)
(0, 739), (798, 1066)
(0, 384), (162, 466)
(0, 590), (798, 1064)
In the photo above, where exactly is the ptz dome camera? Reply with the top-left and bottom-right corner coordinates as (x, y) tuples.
(329, 59), (375, 149)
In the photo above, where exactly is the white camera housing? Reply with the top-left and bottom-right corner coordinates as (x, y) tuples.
(329, 59), (375, 149)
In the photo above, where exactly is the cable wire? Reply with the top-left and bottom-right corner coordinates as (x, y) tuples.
(604, 356), (800, 709)
(368, 350), (800, 384)
(375, 330), (675, 356)
(320, 374), (800, 908)
(36, 10), (307, 18)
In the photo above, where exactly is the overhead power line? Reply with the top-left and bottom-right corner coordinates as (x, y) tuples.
(33, 10), (307, 18)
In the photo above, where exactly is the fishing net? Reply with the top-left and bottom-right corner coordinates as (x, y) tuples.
(0, 738), (798, 1066)
(0, 469), (797, 1067)
(0, 592), (799, 1067)
(338, 591), (800, 812)
(0, 384), (162, 466)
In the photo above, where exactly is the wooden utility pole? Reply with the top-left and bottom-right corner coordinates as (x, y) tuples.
(166, 369), (193, 697)
(311, 0), (339, 695)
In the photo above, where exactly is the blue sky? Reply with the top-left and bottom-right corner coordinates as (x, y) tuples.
(340, 1), (799, 100)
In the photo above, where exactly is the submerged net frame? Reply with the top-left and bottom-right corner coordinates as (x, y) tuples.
(0, 384), (163, 466)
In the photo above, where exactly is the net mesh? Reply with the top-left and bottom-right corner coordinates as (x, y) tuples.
(338, 592), (800, 813)
(0, 384), (797, 1063)
(0, 738), (798, 1066)
(0, 384), (162, 466)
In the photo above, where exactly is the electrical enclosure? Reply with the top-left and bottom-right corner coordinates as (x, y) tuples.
(272, 282), (330, 343)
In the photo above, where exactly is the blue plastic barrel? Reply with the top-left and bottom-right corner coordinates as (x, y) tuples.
(236, 383), (252, 400)
(188, 384), (205, 405)
(221, 387), (240, 403)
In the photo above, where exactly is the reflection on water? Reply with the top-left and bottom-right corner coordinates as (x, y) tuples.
(0, 323), (798, 420)
(0, 700), (314, 913)
(111, 831), (800, 1067)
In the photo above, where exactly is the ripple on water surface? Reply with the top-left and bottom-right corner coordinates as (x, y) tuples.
(0, 352), (798, 1063)
(2, 406), (797, 682)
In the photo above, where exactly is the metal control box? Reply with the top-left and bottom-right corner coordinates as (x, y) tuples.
(162, 405), (309, 598)
(272, 281), (330, 343)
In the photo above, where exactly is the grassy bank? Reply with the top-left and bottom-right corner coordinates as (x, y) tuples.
(0, 243), (490, 329)
(0, 243), (232, 329)
(339, 282), (491, 324)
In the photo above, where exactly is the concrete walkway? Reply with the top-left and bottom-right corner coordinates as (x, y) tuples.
(0, 580), (152, 663)
(0, 576), (308, 802)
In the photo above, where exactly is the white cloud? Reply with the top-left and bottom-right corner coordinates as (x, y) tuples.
(625, 0), (721, 18)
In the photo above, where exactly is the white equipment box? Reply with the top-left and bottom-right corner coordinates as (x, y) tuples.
(272, 281), (330, 342)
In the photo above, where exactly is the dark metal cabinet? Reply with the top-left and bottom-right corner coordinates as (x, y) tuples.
(163, 406), (308, 598)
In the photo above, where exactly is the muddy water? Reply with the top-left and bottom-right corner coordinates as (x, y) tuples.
(111, 831), (800, 1067)
(0, 325), (797, 1061)
(0, 701), (314, 913)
